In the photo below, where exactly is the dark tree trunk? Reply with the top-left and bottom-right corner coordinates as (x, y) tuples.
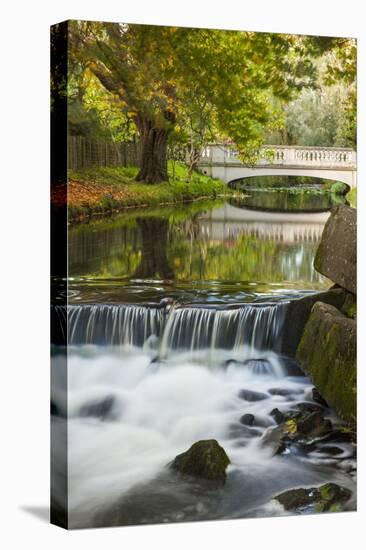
(133, 218), (174, 280)
(136, 117), (171, 184)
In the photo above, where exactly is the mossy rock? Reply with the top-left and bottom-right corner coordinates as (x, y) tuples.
(170, 439), (230, 483)
(274, 483), (351, 512)
(281, 288), (347, 357)
(296, 302), (356, 425)
(341, 292), (357, 319)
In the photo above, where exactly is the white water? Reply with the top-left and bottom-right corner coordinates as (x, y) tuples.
(50, 341), (354, 528)
(51, 302), (355, 527)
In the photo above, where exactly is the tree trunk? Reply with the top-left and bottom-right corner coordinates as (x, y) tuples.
(136, 118), (170, 183)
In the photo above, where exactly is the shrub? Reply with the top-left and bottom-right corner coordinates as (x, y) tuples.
(330, 181), (350, 195)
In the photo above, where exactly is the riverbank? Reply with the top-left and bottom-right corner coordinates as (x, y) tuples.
(65, 163), (234, 223)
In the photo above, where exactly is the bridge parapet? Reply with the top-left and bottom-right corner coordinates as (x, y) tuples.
(200, 144), (356, 169)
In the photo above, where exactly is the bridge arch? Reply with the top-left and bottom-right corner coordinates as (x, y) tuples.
(197, 145), (357, 189)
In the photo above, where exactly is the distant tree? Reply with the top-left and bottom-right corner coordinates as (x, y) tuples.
(266, 40), (356, 148)
(69, 22), (316, 183)
(304, 37), (356, 146)
(282, 86), (353, 147)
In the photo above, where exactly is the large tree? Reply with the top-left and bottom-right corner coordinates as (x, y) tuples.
(70, 22), (316, 183)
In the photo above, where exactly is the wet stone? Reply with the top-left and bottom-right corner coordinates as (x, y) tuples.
(229, 422), (262, 439)
(79, 395), (116, 420)
(268, 388), (302, 397)
(312, 387), (329, 408)
(242, 358), (273, 375)
(316, 446), (344, 456)
(274, 483), (352, 512)
(261, 426), (287, 455)
(270, 408), (285, 424)
(238, 389), (269, 402)
(240, 413), (255, 426)
(170, 439), (230, 483)
(295, 411), (332, 439)
(279, 356), (305, 377)
(296, 402), (325, 414)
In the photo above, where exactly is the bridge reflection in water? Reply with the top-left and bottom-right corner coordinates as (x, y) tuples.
(198, 203), (329, 245)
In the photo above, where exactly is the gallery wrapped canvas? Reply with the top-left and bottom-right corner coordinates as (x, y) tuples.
(51, 20), (356, 529)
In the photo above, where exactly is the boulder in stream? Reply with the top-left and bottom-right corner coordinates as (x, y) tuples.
(79, 395), (116, 420)
(238, 389), (269, 402)
(263, 407), (333, 455)
(239, 413), (255, 426)
(170, 439), (230, 483)
(314, 205), (356, 294)
(296, 301), (356, 425)
(274, 483), (352, 512)
(281, 288), (347, 357)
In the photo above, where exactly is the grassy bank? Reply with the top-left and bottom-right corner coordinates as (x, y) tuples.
(67, 163), (233, 222)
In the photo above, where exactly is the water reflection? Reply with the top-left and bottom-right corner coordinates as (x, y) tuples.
(133, 218), (174, 280)
(68, 199), (330, 302)
(229, 189), (345, 212)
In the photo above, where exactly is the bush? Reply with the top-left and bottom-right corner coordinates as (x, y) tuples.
(329, 181), (350, 195)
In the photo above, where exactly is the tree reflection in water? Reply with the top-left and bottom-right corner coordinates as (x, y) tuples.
(133, 218), (175, 280)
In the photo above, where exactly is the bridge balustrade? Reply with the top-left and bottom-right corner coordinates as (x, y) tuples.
(199, 144), (356, 169)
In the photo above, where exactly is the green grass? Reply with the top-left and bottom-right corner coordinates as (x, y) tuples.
(346, 187), (357, 208)
(68, 162), (234, 222)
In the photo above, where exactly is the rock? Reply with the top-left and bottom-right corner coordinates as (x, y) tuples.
(279, 356), (305, 377)
(243, 358), (273, 375)
(281, 288), (347, 357)
(261, 426), (287, 455)
(312, 388), (328, 407)
(296, 302), (356, 425)
(238, 389), (269, 402)
(316, 446), (344, 456)
(322, 428), (356, 445)
(266, 407), (332, 450)
(314, 205), (356, 294)
(170, 440), (230, 483)
(79, 395), (115, 420)
(295, 411), (332, 439)
(296, 402), (325, 414)
(268, 388), (302, 397)
(240, 413), (255, 426)
(159, 297), (175, 308)
(274, 483), (352, 512)
(270, 408), (286, 424)
(229, 422), (262, 439)
(341, 291), (357, 319)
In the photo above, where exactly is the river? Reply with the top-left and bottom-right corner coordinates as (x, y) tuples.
(51, 186), (355, 528)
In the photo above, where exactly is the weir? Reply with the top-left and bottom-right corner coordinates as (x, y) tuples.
(55, 302), (289, 353)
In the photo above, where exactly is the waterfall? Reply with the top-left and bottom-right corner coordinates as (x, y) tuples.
(67, 304), (166, 346)
(56, 301), (288, 353)
(160, 304), (287, 355)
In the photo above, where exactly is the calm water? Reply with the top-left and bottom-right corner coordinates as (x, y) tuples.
(52, 184), (356, 528)
(68, 196), (331, 305)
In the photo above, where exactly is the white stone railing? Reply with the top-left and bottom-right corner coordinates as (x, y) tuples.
(200, 144), (356, 169)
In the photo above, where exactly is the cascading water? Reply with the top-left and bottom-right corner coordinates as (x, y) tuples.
(51, 299), (356, 528)
(67, 304), (166, 347)
(62, 301), (288, 354)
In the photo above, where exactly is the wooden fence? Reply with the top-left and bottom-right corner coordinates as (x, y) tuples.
(68, 136), (142, 170)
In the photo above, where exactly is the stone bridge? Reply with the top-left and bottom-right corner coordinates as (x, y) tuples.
(197, 145), (357, 188)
